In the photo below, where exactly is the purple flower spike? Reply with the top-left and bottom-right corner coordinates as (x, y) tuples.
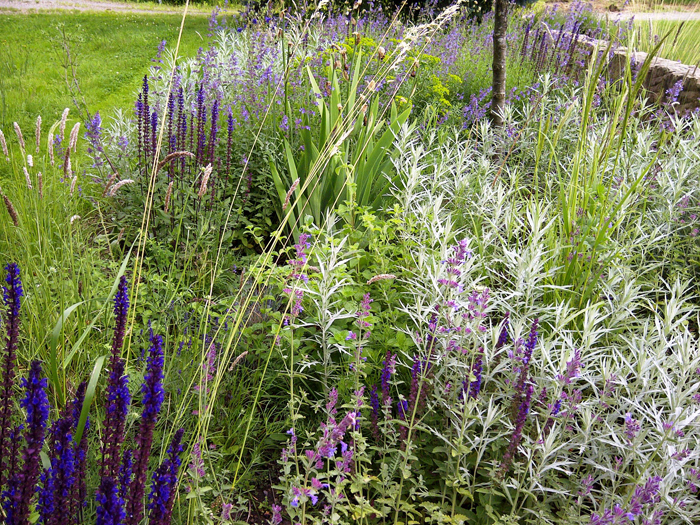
(3, 361), (50, 524)
(112, 276), (129, 357)
(70, 382), (89, 523)
(126, 330), (165, 525)
(96, 476), (126, 525)
(40, 414), (77, 525)
(500, 383), (534, 476)
(0, 263), (23, 491)
(495, 312), (510, 349)
(148, 429), (184, 525)
(369, 385), (381, 440)
(380, 351), (395, 405)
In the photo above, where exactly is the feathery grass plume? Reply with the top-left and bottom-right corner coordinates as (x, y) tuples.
(2, 361), (50, 524)
(0, 129), (8, 160)
(13, 122), (25, 152)
(0, 263), (23, 492)
(27, 154), (33, 168)
(227, 350), (248, 372)
(164, 181), (173, 213)
(147, 428), (184, 525)
(70, 176), (78, 196)
(70, 382), (89, 523)
(283, 178), (300, 211)
(103, 172), (118, 197)
(197, 163), (213, 198)
(38, 172), (43, 199)
(69, 122), (80, 152)
(125, 329), (165, 525)
(23, 167), (33, 190)
(109, 179), (135, 197)
(156, 150), (193, 175)
(59, 108), (69, 139)
(3, 195), (19, 227)
(366, 274), (396, 284)
(48, 132), (55, 166)
(35, 115), (41, 153)
(63, 150), (71, 179)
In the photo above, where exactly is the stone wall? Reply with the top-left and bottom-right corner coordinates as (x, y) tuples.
(550, 31), (700, 114)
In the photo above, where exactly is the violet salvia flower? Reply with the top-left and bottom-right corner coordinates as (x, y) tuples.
(96, 476), (126, 525)
(500, 383), (534, 476)
(148, 429), (184, 525)
(125, 330), (165, 525)
(40, 414), (77, 525)
(70, 382), (89, 522)
(119, 449), (133, 503)
(3, 361), (50, 524)
(100, 356), (130, 479)
(100, 276), (131, 479)
(112, 276), (129, 357)
(495, 312), (510, 350)
(0, 262), (23, 491)
(464, 349), (483, 400)
(369, 385), (381, 440)
(380, 350), (395, 405)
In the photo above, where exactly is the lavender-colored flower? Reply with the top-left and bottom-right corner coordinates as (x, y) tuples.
(558, 348), (582, 384)
(3, 361), (50, 524)
(0, 263), (23, 491)
(271, 504), (283, 525)
(589, 476), (663, 524)
(148, 429), (184, 525)
(126, 330), (165, 525)
(624, 412), (640, 443)
(356, 292), (372, 335)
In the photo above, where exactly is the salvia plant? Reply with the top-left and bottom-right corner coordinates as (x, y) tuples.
(0, 265), (185, 524)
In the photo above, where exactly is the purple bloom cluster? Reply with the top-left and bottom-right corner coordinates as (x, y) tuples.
(2, 361), (49, 524)
(589, 476), (663, 524)
(0, 263), (23, 492)
(0, 263), (183, 525)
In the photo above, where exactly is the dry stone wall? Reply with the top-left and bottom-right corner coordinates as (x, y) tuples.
(551, 31), (700, 114)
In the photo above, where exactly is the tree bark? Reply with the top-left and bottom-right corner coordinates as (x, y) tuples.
(490, 0), (508, 128)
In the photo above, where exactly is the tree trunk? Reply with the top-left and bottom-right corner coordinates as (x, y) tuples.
(490, 0), (508, 128)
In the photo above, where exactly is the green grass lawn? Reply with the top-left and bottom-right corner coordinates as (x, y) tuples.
(0, 11), (212, 133)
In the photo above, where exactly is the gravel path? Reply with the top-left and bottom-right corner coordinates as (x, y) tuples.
(0, 0), (209, 14)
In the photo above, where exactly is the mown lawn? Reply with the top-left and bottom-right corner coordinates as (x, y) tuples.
(0, 11), (212, 132)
